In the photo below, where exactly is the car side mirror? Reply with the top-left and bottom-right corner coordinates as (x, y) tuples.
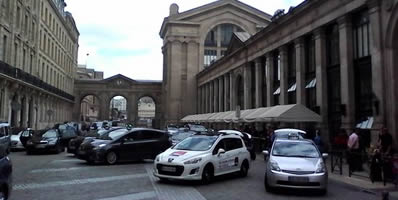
(217, 148), (226, 156)
(322, 153), (328, 159)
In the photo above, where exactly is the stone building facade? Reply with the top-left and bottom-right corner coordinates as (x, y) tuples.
(160, 0), (271, 125)
(0, 0), (79, 129)
(161, 0), (398, 145)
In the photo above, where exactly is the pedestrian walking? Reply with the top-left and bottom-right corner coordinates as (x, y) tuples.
(347, 128), (362, 172)
(314, 130), (323, 153)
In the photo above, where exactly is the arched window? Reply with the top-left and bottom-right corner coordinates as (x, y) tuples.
(204, 23), (244, 67)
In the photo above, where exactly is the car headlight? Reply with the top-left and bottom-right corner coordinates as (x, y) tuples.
(270, 160), (281, 172)
(48, 140), (57, 145)
(94, 143), (107, 150)
(315, 161), (326, 173)
(184, 158), (202, 165)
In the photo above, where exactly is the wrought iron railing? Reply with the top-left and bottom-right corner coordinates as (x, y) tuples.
(0, 60), (75, 101)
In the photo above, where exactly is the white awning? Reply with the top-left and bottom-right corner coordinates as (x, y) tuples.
(255, 104), (322, 122)
(305, 78), (316, 89)
(180, 104), (321, 123)
(287, 83), (297, 92)
(356, 117), (374, 129)
(273, 87), (281, 95)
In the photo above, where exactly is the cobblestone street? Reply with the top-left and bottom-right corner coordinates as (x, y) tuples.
(8, 151), (383, 200)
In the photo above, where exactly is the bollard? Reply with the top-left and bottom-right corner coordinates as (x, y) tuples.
(382, 191), (389, 200)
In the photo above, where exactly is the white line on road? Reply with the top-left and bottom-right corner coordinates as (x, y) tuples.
(97, 191), (157, 200)
(51, 159), (83, 163)
(145, 166), (207, 200)
(14, 173), (148, 190)
(30, 166), (101, 173)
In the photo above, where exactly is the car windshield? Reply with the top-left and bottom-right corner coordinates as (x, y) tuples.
(173, 136), (217, 151)
(272, 142), (320, 158)
(42, 130), (58, 138)
(171, 131), (195, 142)
(189, 125), (207, 132)
(99, 128), (128, 140)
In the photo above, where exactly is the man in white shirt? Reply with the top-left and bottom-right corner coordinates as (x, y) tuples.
(347, 128), (362, 171)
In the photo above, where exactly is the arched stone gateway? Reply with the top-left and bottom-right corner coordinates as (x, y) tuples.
(73, 74), (163, 128)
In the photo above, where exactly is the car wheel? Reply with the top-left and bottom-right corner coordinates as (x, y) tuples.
(240, 161), (249, 177)
(105, 151), (118, 165)
(264, 173), (273, 192)
(201, 165), (214, 184)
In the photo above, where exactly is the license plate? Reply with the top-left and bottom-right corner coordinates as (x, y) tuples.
(288, 176), (309, 182)
(161, 166), (176, 172)
(36, 144), (46, 148)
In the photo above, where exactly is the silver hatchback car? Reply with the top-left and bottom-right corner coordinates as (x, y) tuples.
(263, 136), (328, 194)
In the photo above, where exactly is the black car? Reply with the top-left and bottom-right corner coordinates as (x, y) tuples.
(26, 129), (64, 154)
(0, 138), (12, 199)
(76, 128), (172, 165)
(67, 127), (123, 154)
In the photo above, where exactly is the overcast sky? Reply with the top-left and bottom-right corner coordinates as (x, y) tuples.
(66, 0), (304, 81)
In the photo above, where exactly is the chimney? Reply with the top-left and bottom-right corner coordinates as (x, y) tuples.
(170, 3), (179, 16)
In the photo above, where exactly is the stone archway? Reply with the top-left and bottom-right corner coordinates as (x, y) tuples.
(108, 95), (128, 122)
(78, 93), (102, 123)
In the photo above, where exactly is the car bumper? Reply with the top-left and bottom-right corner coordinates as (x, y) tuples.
(267, 170), (328, 189)
(76, 149), (106, 163)
(153, 162), (203, 181)
(26, 144), (57, 151)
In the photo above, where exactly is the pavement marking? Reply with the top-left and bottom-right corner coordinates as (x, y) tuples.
(97, 191), (157, 200)
(30, 166), (103, 173)
(145, 166), (207, 200)
(51, 159), (83, 163)
(14, 173), (148, 190)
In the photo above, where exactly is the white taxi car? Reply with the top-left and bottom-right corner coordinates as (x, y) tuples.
(153, 133), (251, 183)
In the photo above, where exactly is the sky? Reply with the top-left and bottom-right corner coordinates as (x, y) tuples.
(66, 0), (304, 81)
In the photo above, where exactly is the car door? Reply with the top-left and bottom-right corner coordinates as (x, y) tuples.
(227, 138), (245, 172)
(118, 132), (140, 161)
(138, 130), (160, 159)
(212, 139), (231, 175)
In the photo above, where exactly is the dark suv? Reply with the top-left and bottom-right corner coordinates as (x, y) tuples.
(77, 128), (172, 164)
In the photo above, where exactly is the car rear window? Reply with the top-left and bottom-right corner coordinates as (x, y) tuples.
(272, 142), (320, 158)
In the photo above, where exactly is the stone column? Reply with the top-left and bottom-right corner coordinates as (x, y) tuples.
(279, 46), (288, 105)
(243, 64), (252, 109)
(197, 86), (201, 114)
(295, 38), (306, 105)
(314, 28), (329, 144)
(368, 0), (385, 143)
(224, 74), (229, 111)
(205, 83), (210, 113)
(338, 16), (356, 131)
(209, 81), (213, 113)
(229, 72), (234, 110)
(218, 77), (224, 112)
(214, 79), (219, 112)
(255, 58), (263, 108)
(23, 95), (29, 127)
(266, 53), (274, 106)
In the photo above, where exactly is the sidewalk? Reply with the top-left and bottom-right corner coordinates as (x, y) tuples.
(326, 156), (398, 199)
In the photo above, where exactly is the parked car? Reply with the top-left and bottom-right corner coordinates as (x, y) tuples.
(26, 129), (64, 154)
(0, 123), (11, 155)
(0, 148), (12, 199)
(76, 128), (171, 164)
(184, 124), (207, 133)
(218, 130), (256, 160)
(153, 132), (251, 183)
(263, 135), (328, 194)
(67, 127), (123, 154)
(10, 131), (24, 151)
